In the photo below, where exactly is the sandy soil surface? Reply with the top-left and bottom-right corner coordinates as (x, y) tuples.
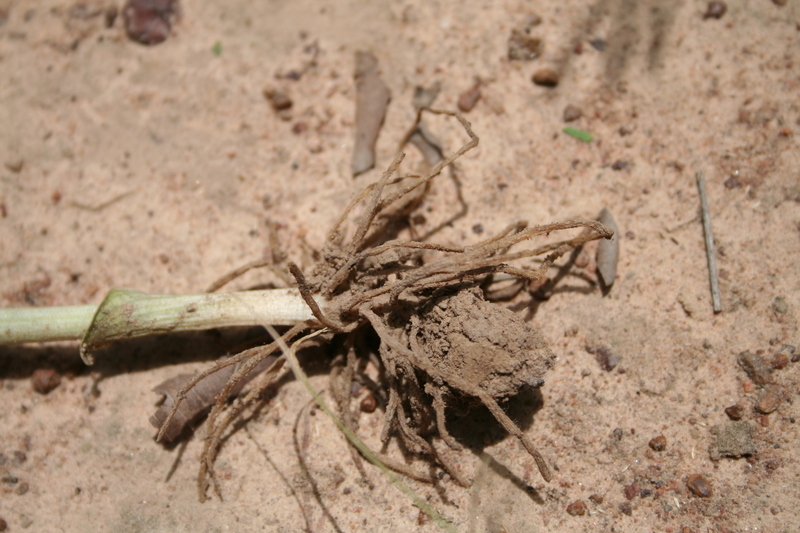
(1, 1), (799, 532)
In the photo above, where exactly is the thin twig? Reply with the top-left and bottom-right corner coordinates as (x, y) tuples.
(696, 171), (722, 313)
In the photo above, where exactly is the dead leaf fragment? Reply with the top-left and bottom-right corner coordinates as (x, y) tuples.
(352, 51), (391, 176)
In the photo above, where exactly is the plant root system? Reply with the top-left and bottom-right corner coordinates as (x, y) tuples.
(154, 108), (613, 502)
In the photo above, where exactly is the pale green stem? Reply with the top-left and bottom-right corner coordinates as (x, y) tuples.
(0, 288), (319, 364)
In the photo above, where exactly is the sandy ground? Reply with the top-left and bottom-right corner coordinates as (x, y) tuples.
(1, 0), (799, 532)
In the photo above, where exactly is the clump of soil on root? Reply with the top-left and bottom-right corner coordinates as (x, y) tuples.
(154, 108), (613, 501)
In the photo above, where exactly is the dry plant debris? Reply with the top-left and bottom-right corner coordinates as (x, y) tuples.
(153, 108), (613, 502)
(351, 51), (391, 176)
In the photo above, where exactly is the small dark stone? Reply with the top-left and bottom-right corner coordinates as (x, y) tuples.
(532, 69), (559, 87)
(724, 405), (744, 420)
(457, 84), (481, 113)
(649, 435), (667, 451)
(772, 0), (787, 5)
(0, 518), (7, 531)
(16, 481), (29, 495)
(618, 502), (633, 516)
(563, 104), (583, 122)
(589, 37), (607, 51)
(472, 224), (484, 234)
(586, 344), (620, 371)
(686, 474), (712, 497)
(566, 500), (587, 516)
(263, 89), (293, 111)
(611, 159), (631, 171)
(508, 30), (542, 60)
(703, 1), (727, 19)
(359, 392), (377, 413)
(12, 451), (26, 465)
(32, 368), (61, 394)
(724, 175), (742, 189)
(123, 0), (178, 46)
(624, 482), (639, 500)
(772, 296), (789, 315)
(737, 351), (772, 385)
(588, 494), (603, 504)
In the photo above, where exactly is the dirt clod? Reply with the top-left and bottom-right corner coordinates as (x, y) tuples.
(709, 421), (757, 460)
(508, 30), (542, 60)
(414, 287), (556, 399)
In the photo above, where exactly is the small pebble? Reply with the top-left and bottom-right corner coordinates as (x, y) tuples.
(624, 482), (639, 500)
(457, 83), (481, 113)
(755, 386), (781, 414)
(737, 351), (772, 385)
(566, 500), (586, 516)
(586, 344), (620, 371)
(772, 0), (787, 5)
(703, 1), (727, 19)
(772, 296), (788, 315)
(724, 405), (744, 420)
(686, 474), (713, 497)
(31, 368), (61, 394)
(359, 392), (377, 413)
(532, 68), (559, 87)
(263, 88), (293, 111)
(16, 481), (29, 495)
(123, 0), (178, 46)
(771, 353), (789, 370)
(5, 159), (23, 173)
(563, 104), (583, 122)
(649, 435), (667, 451)
(0, 518), (7, 531)
(724, 175), (742, 189)
(618, 502), (633, 516)
(589, 37), (607, 51)
(508, 30), (542, 60)
(611, 159), (631, 171)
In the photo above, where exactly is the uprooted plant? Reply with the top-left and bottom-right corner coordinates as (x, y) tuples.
(0, 108), (613, 506)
